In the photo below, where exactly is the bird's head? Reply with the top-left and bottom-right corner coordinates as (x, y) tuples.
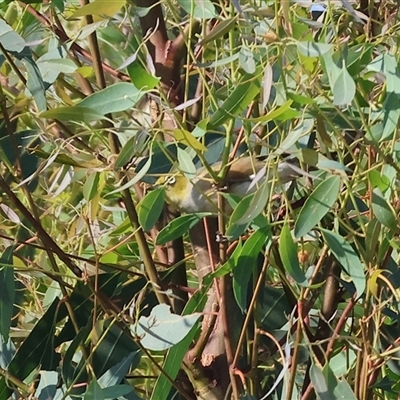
(156, 174), (193, 211)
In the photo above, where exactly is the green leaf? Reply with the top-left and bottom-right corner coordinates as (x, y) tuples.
(311, 363), (357, 400)
(371, 188), (396, 230)
(225, 198), (254, 239)
(294, 176), (341, 238)
(329, 349), (356, 377)
(107, 155), (152, 195)
(317, 160), (350, 173)
(72, 0), (125, 18)
(287, 92), (315, 105)
(276, 119), (314, 155)
(52, 0), (64, 11)
(111, 216), (131, 236)
(310, 364), (330, 400)
(138, 188), (165, 231)
(34, 371), (58, 400)
(381, 92), (400, 141)
(156, 213), (212, 245)
(83, 172), (100, 201)
(177, 147), (196, 180)
(91, 320), (140, 378)
(279, 222), (307, 285)
(102, 385), (134, 398)
(320, 229), (365, 296)
(0, 19), (26, 53)
(226, 193), (268, 240)
(134, 304), (201, 351)
(234, 181), (270, 226)
(78, 82), (146, 115)
(84, 378), (104, 400)
(127, 61), (160, 90)
(0, 300), (60, 400)
(31, 148), (102, 168)
(256, 285), (292, 330)
(151, 331), (194, 400)
(114, 135), (138, 169)
(98, 351), (140, 388)
(23, 56), (46, 112)
(204, 53), (240, 68)
(365, 218), (381, 263)
(331, 378), (358, 400)
(39, 57), (77, 73)
(173, 129), (207, 151)
(0, 247), (15, 342)
(297, 41), (333, 57)
(367, 53), (400, 96)
(245, 100), (293, 123)
(36, 47), (77, 85)
(209, 72), (261, 128)
(210, 240), (243, 279)
(62, 326), (90, 387)
(332, 67), (356, 106)
(239, 45), (256, 74)
(40, 106), (105, 122)
(177, 0), (216, 19)
(199, 17), (237, 45)
(233, 226), (271, 312)
(0, 130), (40, 191)
(151, 289), (209, 400)
(321, 52), (341, 91)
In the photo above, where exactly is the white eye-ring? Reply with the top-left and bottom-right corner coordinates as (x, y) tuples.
(166, 176), (176, 185)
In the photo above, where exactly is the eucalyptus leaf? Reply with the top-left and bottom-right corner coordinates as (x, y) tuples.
(177, 0), (216, 18)
(78, 83), (146, 115)
(23, 56), (46, 112)
(297, 41), (333, 57)
(98, 351), (141, 387)
(320, 229), (365, 296)
(294, 176), (341, 238)
(177, 147), (196, 180)
(371, 188), (397, 230)
(156, 213), (212, 245)
(71, 0), (125, 18)
(0, 247), (15, 342)
(127, 61), (160, 90)
(233, 226), (271, 312)
(40, 106), (105, 122)
(209, 71), (261, 128)
(150, 289), (210, 400)
(279, 223), (307, 285)
(0, 20), (26, 52)
(83, 172), (100, 201)
(107, 156), (152, 195)
(199, 18), (237, 45)
(114, 135), (138, 169)
(134, 304), (201, 351)
(34, 371), (58, 400)
(234, 181), (270, 226)
(84, 378), (104, 400)
(332, 67), (356, 106)
(138, 188), (165, 231)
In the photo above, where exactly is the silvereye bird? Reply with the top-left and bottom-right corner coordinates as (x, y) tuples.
(158, 156), (301, 213)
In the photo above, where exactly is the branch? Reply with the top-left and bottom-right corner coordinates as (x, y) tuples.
(19, 2), (129, 82)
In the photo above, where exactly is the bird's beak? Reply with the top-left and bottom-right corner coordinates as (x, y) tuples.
(147, 176), (166, 191)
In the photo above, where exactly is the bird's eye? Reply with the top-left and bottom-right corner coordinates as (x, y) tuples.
(166, 176), (176, 186)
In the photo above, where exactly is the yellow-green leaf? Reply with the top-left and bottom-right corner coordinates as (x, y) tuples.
(173, 129), (207, 151)
(71, 0), (125, 18)
(209, 71), (261, 128)
(83, 172), (100, 201)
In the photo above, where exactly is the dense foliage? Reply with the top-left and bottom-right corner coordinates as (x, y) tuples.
(0, 0), (400, 399)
